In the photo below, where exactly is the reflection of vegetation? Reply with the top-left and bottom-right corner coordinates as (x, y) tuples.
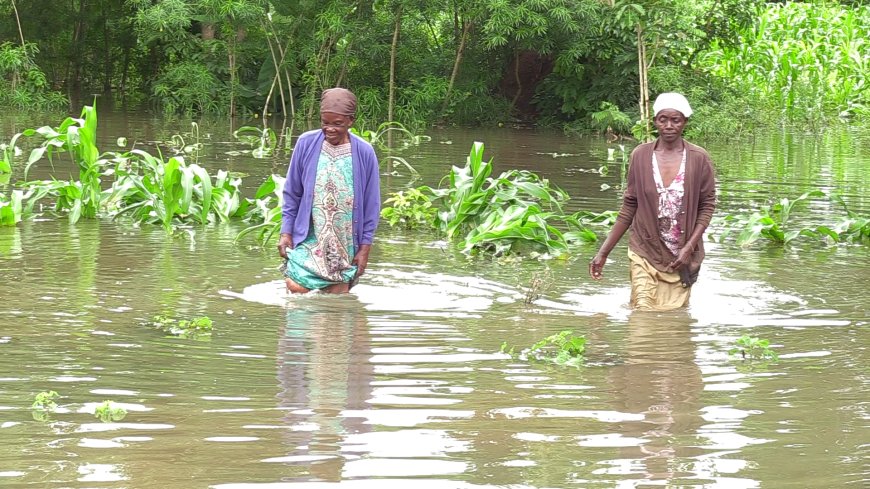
(502, 330), (586, 368)
(94, 401), (127, 422)
(152, 315), (214, 340)
(729, 335), (778, 362)
(712, 190), (869, 246)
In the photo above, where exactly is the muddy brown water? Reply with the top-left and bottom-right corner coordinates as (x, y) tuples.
(0, 111), (867, 488)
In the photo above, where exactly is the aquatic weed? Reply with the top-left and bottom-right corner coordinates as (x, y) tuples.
(94, 401), (127, 422)
(729, 335), (779, 362)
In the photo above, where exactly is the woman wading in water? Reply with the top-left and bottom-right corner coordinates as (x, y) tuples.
(589, 93), (716, 310)
(277, 88), (381, 294)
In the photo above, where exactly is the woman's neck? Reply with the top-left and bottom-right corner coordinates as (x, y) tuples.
(656, 138), (684, 151)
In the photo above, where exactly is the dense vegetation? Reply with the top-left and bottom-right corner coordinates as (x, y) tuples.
(0, 106), (866, 256)
(0, 1), (867, 135)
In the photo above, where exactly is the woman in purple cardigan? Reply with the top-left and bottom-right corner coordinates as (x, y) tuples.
(277, 88), (381, 294)
(589, 93), (716, 310)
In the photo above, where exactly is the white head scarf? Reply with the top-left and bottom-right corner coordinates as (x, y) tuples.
(653, 92), (693, 118)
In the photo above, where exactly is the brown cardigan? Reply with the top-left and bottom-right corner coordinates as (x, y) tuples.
(616, 139), (717, 284)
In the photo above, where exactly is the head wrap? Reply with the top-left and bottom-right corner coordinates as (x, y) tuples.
(653, 92), (693, 118)
(320, 88), (357, 116)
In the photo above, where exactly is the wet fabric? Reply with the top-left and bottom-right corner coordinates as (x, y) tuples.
(652, 150), (686, 256)
(616, 139), (716, 286)
(280, 129), (380, 250)
(628, 248), (690, 311)
(285, 141), (357, 289)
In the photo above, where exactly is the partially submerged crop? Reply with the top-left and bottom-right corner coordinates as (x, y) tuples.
(152, 315), (213, 339)
(502, 330), (586, 368)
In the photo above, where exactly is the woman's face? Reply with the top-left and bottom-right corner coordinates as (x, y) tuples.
(321, 112), (354, 145)
(653, 109), (687, 143)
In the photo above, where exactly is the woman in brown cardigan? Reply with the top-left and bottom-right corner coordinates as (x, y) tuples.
(589, 93), (716, 310)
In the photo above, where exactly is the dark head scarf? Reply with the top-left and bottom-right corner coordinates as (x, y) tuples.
(320, 88), (357, 116)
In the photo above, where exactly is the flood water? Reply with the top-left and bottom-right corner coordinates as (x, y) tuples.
(0, 111), (867, 488)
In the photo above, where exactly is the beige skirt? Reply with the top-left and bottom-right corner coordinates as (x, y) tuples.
(628, 248), (691, 311)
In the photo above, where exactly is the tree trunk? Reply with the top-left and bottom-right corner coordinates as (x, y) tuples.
(442, 19), (471, 115)
(103, 10), (112, 93)
(228, 37), (237, 117)
(10, 0), (26, 47)
(202, 22), (216, 40)
(637, 24), (650, 141)
(264, 34), (286, 120)
(510, 52), (522, 109)
(388, 6), (402, 124)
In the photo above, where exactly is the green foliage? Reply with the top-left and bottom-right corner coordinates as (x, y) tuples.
(350, 122), (431, 151)
(94, 400), (128, 422)
(380, 141), (600, 257)
(0, 190), (25, 226)
(235, 174), (285, 246)
(380, 188), (436, 229)
(9, 106), (242, 231)
(590, 102), (633, 136)
(698, 2), (870, 125)
(712, 190), (869, 247)
(152, 315), (214, 339)
(233, 126), (278, 158)
(21, 104), (103, 223)
(153, 61), (226, 115)
(107, 153), (244, 231)
(0, 42), (67, 110)
(729, 335), (778, 362)
(502, 330), (586, 368)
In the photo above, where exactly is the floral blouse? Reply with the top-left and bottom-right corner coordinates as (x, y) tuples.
(652, 150), (686, 256)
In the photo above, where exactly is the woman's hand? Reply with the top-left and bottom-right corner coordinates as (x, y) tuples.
(352, 244), (371, 277)
(667, 246), (693, 273)
(589, 252), (608, 280)
(277, 233), (293, 259)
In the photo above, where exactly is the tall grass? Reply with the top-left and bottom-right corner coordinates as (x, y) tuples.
(699, 3), (869, 124)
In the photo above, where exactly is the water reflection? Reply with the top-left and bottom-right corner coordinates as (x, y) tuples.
(604, 311), (705, 483)
(273, 297), (373, 482)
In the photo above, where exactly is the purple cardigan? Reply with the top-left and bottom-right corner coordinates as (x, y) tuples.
(280, 129), (381, 249)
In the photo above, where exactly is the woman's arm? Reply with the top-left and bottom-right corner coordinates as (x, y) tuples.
(359, 146), (381, 245)
(589, 154), (639, 279)
(278, 137), (309, 258)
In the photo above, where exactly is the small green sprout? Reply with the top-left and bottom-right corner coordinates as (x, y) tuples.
(94, 401), (127, 422)
(152, 315), (213, 339)
(32, 391), (60, 410)
(729, 335), (779, 361)
(501, 330), (586, 368)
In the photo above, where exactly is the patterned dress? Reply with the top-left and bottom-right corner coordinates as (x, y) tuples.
(285, 141), (357, 289)
(651, 150), (686, 256)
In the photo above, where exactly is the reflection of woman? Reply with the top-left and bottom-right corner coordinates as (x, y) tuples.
(608, 311), (704, 480)
(590, 93), (716, 310)
(276, 300), (373, 481)
(277, 88), (381, 294)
